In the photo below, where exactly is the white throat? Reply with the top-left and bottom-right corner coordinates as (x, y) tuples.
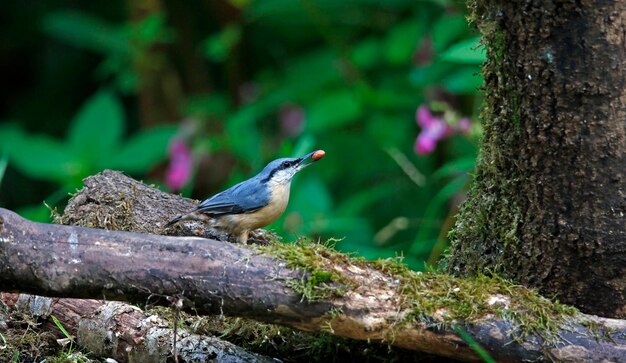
(270, 169), (296, 185)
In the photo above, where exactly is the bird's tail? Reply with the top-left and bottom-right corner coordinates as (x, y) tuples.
(163, 215), (184, 228)
(163, 211), (210, 229)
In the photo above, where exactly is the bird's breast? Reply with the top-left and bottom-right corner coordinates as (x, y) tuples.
(265, 181), (291, 218)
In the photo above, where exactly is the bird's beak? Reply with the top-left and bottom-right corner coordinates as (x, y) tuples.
(296, 151), (321, 170)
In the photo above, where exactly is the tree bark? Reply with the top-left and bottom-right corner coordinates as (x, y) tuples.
(1, 293), (273, 363)
(447, 0), (626, 318)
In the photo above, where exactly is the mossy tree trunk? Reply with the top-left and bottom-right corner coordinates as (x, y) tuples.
(447, 1), (626, 318)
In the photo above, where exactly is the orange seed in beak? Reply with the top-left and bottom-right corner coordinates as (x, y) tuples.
(312, 150), (326, 161)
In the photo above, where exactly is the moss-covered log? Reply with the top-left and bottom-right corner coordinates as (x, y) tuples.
(1, 170), (625, 361)
(447, 0), (626, 318)
(1, 293), (273, 363)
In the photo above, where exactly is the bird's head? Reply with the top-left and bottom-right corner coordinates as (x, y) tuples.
(261, 150), (325, 185)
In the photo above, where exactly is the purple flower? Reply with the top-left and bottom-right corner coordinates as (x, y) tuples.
(414, 105), (471, 155)
(415, 106), (449, 155)
(415, 120), (447, 154)
(165, 139), (193, 191)
(416, 105), (437, 128)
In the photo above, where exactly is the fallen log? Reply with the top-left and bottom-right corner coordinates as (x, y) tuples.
(2, 208), (626, 361)
(1, 293), (273, 363)
(0, 170), (624, 362)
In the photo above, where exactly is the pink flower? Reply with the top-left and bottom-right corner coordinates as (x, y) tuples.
(415, 121), (447, 154)
(415, 106), (449, 155)
(165, 139), (192, 191)
(416, 105), (438, 128)
(414, 105), (471, 155)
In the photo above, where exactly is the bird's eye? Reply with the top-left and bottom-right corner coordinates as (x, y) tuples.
(282, 161), (293, 168)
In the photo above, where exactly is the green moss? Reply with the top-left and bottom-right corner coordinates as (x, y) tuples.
(0, 308), (59, 362)
(0, 323), (91, 363)
(186, 315), (438, 362)
(374, 257), (576, 342)
(581, 320), (619, 343)
(445, 1), (530, 280)
(254, 238), (352, 302)
(257, 240), (578, 344)
(369, 255), (412, 276)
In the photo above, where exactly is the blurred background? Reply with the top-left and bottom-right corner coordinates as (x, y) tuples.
(0, 0), (483, 270)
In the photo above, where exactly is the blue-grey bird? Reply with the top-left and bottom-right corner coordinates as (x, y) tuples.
(164, 150), (325, 243)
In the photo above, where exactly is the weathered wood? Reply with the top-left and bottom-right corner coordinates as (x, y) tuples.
(1, 293), (273, 363)
(1, 206), (330, 321)
(2, 207), (626, 362)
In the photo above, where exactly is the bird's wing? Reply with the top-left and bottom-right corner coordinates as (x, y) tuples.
(195, 178), (269, 216)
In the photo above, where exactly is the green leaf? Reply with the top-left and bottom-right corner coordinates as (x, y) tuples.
(336, 182), (397, 216)
(276, 175), (334, 234)
(201, 24), (242, 62)
(17, 204), (53, 223)
(453, 325), (497, 363)
(384, 19), (426, 65)
(226, 107), (262, 168)
(366, 113), (412, 147)
(305, 90), (363, 133)
(108, 126), (177, 173)
(7, 134), (81, 183)
(443, 66), (484, 93)
(432, 14), (469, 52)
(350, 37), (382, 69)
(0, 124), (82, 184)
(409, 61), (458, 88)
(42, 10), (128, 55)
(51, 315), (73, 341)
(68, 90), (125, 167)
(351, 38), (382, 70)
(291, 176), (333, 215)
(0, 123), (25, 153)
(290, 134), (316, 158)
(440, 37), (486, 64)
(432, 156), (476, 180)
(131, 13), (175, 45)
(184, 93), (230, 119)
(283, 49), (339, 96)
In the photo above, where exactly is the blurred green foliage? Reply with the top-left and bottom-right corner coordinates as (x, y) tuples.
(0, 0), (483, 270)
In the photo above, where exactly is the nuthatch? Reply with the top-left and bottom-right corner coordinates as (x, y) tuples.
(164, 150), (326, 243)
